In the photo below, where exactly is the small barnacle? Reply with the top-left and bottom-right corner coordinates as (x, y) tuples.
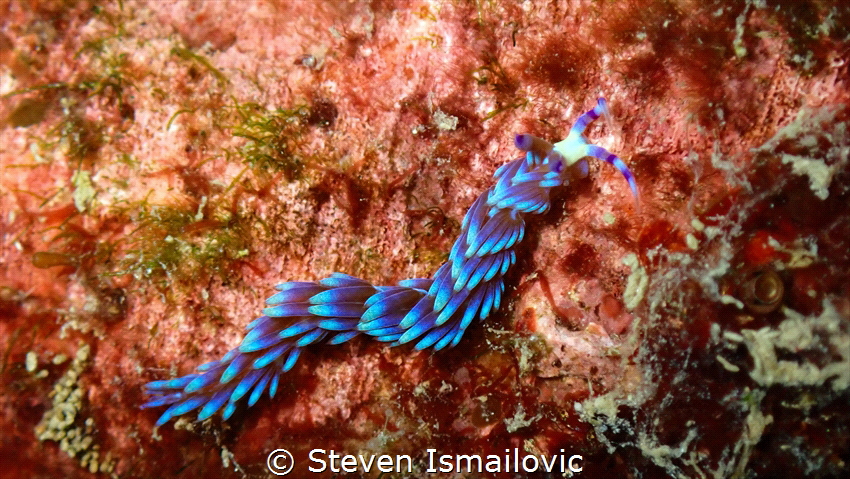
(739, 269), (785, 314)
(296, 51), (327, 71)
(296, 54), (317, 69)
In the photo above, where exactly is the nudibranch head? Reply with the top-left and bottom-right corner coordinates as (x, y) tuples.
(515, 98), (640, 210)
(552, 131), (591, 166)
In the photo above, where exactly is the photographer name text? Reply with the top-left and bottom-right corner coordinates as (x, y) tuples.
(307, 448), (583, 474)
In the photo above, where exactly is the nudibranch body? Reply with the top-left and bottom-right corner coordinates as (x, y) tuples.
(143, 98), (638, 426)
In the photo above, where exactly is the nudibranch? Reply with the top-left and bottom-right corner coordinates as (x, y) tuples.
(143, 98), (638, 426)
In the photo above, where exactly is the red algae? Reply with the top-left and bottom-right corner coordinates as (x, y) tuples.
(1, 1), (849, 478)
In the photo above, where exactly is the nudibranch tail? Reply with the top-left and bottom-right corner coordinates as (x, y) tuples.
(143, 273), (376, 426)
(144, 98), (638, 426)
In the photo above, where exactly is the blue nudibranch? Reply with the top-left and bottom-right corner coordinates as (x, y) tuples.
(143, 98), (638, 426)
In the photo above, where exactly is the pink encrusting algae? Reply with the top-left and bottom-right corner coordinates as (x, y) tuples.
(1, 1), (848, 478)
